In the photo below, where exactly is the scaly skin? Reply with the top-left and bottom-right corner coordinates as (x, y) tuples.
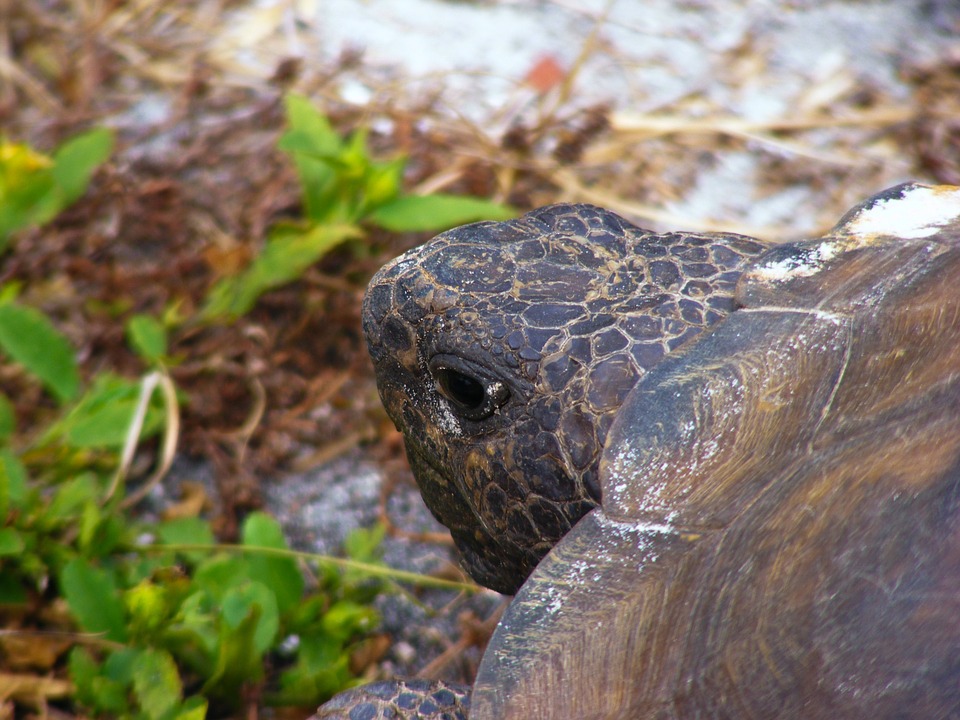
(314, 679), (470, 720)
(361, 203), (771, 595)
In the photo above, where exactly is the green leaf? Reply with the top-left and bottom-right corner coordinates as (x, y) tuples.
(339, 128), (374, 187)
(77, 499), (102, 551)
(273, 643), (348, 705)
(368, 194), (516, 232)
(66, 399), (139, 447)
(288, 150), (337, 222)
(68, 646), (130, 715)
(67, 645), (99, 692)
(193, 554), (248, 598)
(280, 95), (343, 221)
(50, 128), (114, 204)
(0, 140), (57, 244)
(248, 223), (360, 290)
(126, 313), (168, 363)
(174, 590), (220, 660)
(204, 594), (265, 700)
(362, 157), (404, 210)
(47, 473), (100, 521)
(0, 570), (27, 605)
(0, 130), (111, 247)
(270, 629), (358, 705)
(158, 517), (215, 564)
(132, 647), (183, 720)
(0, 302), (79, 402)
(221, 581), (279, 653)
(0, 527), (24, 555)
(343, 523), (385, 563)
(124, 579), (172, 634)
(201, 223), (361, 321)
(49, 373), (165, 448)
(174, 697), (208, 720)
(0, 448), (27, 515)
(0, 283), (20, 305)
(282, 95), (343, 155)
(159, 516), (215, 545)
(103, 646), (140, 684)
(0, 393), (14, 441)
(90, 674), (131, 714)
(299, 635), (341, 673)
(242, 512), (304, 614)
(321, 600), (377, 641)
(60, 557), (128, 642)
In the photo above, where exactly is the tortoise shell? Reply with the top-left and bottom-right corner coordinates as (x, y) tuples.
(322, 183), (960, 719)
(472, 183), (960, 718)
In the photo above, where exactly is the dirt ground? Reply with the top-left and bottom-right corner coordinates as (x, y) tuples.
(2, 0), (960, 705)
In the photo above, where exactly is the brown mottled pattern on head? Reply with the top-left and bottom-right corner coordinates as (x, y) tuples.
(313, 679), (470, 719)
(362, 203), (771, 594)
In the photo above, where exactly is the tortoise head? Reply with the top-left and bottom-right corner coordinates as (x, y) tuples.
(362, 203), (770, 594)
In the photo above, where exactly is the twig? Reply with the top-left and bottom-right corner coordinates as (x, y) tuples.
(139, 542), (482, 593)
(610, 106), (915, 139)
(416, 600), (507, 679)
(101, 370), (180, 509)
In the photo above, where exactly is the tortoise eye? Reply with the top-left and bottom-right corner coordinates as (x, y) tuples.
(430, 356), (510, 421)
(436, 368), (485, 411)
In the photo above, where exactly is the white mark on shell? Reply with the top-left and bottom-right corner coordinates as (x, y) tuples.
(751, 185), (960, 284)
(535, 513), (675, 617)
(847, 184), (960, 240)
(751, 240), (839, 281)
(592, 512), (673, 573)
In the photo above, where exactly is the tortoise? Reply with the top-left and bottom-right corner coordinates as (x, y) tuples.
(318, 182), (960, 719)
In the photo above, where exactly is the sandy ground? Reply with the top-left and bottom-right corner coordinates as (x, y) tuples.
(213, 0), (956, 234)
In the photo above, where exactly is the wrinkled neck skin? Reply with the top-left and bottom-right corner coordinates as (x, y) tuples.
(362, 203), (771, 594)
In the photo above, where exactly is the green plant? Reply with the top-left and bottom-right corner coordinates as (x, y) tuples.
(202, 94), (514, 320)
(0, 111), (488, 718)
(0, 129), (114, 251)
(62, 516), (386, 718)
(0, 302), (403, 717)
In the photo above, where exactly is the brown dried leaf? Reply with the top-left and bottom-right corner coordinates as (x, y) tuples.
(161, 480), (210, 521)
(0, 672), (72, 704)
(0, 634), (72, 672)
(348, 634), (392, 675)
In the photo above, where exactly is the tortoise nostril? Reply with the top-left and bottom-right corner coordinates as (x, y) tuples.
(436, 368), (485, 410)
